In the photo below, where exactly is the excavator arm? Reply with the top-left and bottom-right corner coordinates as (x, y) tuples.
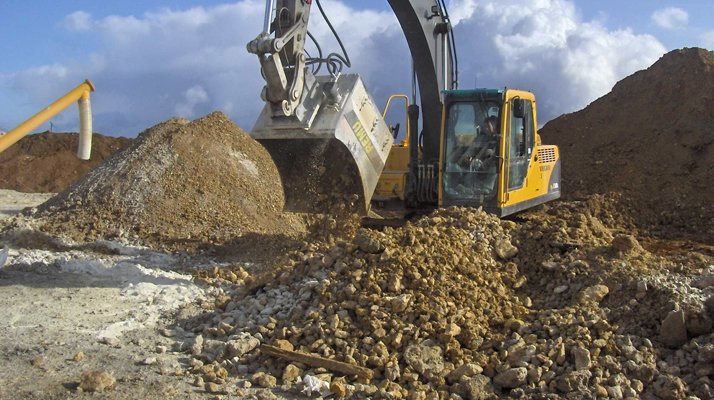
(246, 0), (456, 213)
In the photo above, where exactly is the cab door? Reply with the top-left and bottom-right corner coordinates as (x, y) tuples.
(503, 98), (535, 204)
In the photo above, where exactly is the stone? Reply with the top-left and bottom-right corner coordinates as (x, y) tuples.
(354, 231), (382, 253)
(330, 380), (348, 398)
(652, 375), (687, 400)
(495, 239), (518, 260)
(282, 364), (302, 384)
(706, 296), (714, 319)
(190, 334), (204, 355)
(390, 294), (412, 312)
(660, 309), (688, 348)
(572, 347), (591, 371)
(493, 367), (527, 389)
(404, 343), (445, 376)
(79, 370), (116, 392)
(72, 352), (85, 362)
(274, 339), (294, 352)
(692, 274), (714, 289)
(554, 285), (569, 294)
(141, 357), (157, 365)
(460, 374), (494, 400)
(205, 382), (223, 394)
(578, 285), (609, 303)
(686, 311), (713, 336)
(611, 234), (643, 253)
(557, 370), (591, 393)
(447, 363), (484, 384)
(445, 323), (462, 337)
(224, 333), (260, 358)
(252, 371), (277, 388)
(606, 385), (623, 400)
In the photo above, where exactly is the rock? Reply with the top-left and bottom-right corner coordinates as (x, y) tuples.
(494, 239), (518, 260)
(506, 345), (535, 364)
(445, 323), (462, 337)
(224, 333), (260, 358)
(692, 274), (714, 289)
(493, 367), (527, 389)
(282, 364), (302, 384)
(190, 334), (204, 355)
(330, 380), (348, 398)
(390, 294), (412, 312)
(554, 285), (569, 294)
(72, 352), (85, 362)
(447, 363), (484, 384)
(652, 375), (687, 400)
(98, 336), (120, 347)
(155, 345), (168, 354)
(460, 374), (494, 400)
(141, 357), (157, 365)
(705, 296), (714, 319)
(557, 370), (591, 393)
(252, 371), (277, 388)
(578, 284), (609, 303)
(686, 311), (713, 336)
(572, 347), (591, 371)
(354, 231), (382, 253)
(606, 385), (624, 400)
(660, 309), (688, 348)
(274, 339), (294, 352)
(404, 343), (445, 376)
(79, 370), (116, 392)
(205, 382), (223, 394)
(611, 234), (643, 253)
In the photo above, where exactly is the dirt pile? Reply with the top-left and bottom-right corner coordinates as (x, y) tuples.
(540, 47), (714, 241)
(21, 112), (305, 249)
(177, 205), (714, 398)
(0, 132), (130, 193)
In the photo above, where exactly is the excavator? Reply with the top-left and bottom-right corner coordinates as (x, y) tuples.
(247, 0), (560, 218)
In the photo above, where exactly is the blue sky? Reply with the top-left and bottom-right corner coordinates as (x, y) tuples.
(1, 1), (713, 136)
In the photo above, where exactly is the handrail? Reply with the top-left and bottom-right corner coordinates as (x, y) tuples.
(0, 80), (95, 159)
(382, 93), (410, 145)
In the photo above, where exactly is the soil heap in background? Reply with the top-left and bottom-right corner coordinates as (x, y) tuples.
(540, 47), (714, 241)
(0, 132), (130, 192)
(27, 112), (305, 249)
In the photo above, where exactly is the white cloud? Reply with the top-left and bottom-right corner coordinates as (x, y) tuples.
(651, 7), (688, 30)
(0, 0), (667, 136)
(62, 11), (94, 32)
(701, 31), (714, 50)
(175, 85), (209, 117)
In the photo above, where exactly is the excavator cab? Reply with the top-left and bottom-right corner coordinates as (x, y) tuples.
(439, 89), (561, 216)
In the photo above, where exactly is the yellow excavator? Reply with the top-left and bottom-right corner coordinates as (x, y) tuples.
(247, 0), (560, 217)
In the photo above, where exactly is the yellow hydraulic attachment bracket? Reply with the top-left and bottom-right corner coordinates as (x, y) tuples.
(0, 80), (95, 159)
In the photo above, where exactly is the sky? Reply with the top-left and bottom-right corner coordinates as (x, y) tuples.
(1, 0), (713, 137)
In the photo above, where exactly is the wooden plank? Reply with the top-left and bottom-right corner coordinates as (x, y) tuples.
(260, 344), (373, 380)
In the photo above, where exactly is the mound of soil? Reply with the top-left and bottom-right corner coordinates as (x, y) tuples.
(27, 112), (305, 249)
(540, 47), (714, 241)
(0, 132), (131, 193)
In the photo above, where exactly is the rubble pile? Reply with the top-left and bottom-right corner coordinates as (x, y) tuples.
(540, 47), (714, 241)
(177, 206), (714, 398)
(15, 112), (305, 249)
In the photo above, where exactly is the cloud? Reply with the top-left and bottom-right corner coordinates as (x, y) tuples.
(0, 0), (666, 137)
(448, 0), (666, 122)
(175, 85), (209, 117)
(651, 7), (689, 30)
(62, 10), (94, 32)
(701, 31), (714, 50)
